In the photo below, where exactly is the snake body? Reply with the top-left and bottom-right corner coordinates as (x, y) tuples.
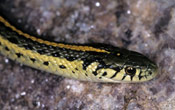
(0, 15), (158, 83)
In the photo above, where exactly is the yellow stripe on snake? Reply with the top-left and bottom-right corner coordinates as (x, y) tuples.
(0, 15), (158, 83)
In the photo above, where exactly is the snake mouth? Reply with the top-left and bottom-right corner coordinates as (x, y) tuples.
(144, 63), (158, 80)
(136, 63), (158, 82)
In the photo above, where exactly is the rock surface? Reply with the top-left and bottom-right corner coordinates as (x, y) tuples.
(0, 0), (175, 109)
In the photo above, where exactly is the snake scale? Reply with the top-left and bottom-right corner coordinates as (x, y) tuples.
(0, 15), (158, 83)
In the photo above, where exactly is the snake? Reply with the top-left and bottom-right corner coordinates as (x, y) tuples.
(0, 15), (158, 83)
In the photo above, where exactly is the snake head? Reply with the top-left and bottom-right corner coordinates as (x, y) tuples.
(95, 48), (158, 83)
(119, 50), (158, 82)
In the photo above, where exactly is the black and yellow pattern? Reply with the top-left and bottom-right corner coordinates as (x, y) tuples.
(0, 16), (158, 83)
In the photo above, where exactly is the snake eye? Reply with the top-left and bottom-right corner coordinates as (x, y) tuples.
(125, 67), (136, 76)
